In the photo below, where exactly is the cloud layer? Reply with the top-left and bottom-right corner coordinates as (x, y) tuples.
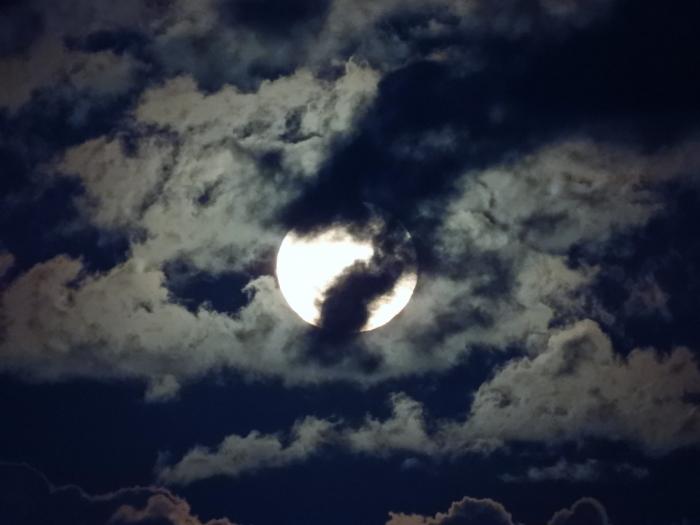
(385, 495), (610, 525)
(157, 319), (700, 483)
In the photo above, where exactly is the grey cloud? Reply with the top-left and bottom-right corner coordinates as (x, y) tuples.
(5, 114), (699, 402)
(0, 3), (43, 57)
(547, 498), (610, 525)
(385, 495), (610, 525)
(0, 32), (147, 113)
(157, 393), (432, 484)
(0, 463), (238, 525)
(110, 493), (237, 525)
(455, 320), (700, 453)
(0, 0), (615, 112)
(501, 459), (602, 483)
(3, 3), (700, 409)
(59, 63), (379, 273)
(0, 252), (14, 279)
(0, 61), (384, 399)
(437, 139), (700, 257)
(500, 458), (649, 483)
(159, 320), (700, 484)
(386, 496), (515, 525)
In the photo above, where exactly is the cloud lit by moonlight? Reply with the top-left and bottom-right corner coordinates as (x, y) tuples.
(276, 218), (418, 332)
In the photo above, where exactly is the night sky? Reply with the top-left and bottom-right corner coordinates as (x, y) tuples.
(1, 1), (700, 524)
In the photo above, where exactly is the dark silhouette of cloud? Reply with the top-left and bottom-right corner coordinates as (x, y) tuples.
(0, 463), (237, 525)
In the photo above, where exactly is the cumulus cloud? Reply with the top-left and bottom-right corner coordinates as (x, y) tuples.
(547, 498), (610, 525)
(386, 496), (515, 525)
(5, 111), (700, 402)
(58, 61), (379, 272)
(110, 493), (235, 525)
(385, 495), (609, 525)
(158, 319), (700, 483)
(157, 392), (438, 483)
(2, 0), (699, 429)
(455, 319), (700, 453)
(0, 463), (237, 525)
(158, 416), (335, 484)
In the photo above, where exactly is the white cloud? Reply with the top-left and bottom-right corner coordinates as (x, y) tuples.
(58, 61), (379, 273)
(9, 126), (700, 402)
(346, 393), (437, 456)
(438, 139), (700, 256)
(156, 393), (437, 484)
(158, 319), (700, 482)
(454, 320), (700, 453)
(158, 416), (335, 484)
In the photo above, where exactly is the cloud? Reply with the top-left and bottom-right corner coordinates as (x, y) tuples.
(0, 463), (238, 525)
(499, 458), (649, 483)
(2, 0), (700, 416)
(158, 319), (700, 483)
(0, 463), (613, 525)
(502, 459), (602, 484)
(0, 252), (14, 279)
(0, 255), (318, 399)
(0, 33), (146, 114)
(386, 496), (515, 525)
(158, 416), (335, 484)
(5, 118), (700, 402)
(455, 319), (700, 453)
(385, 495), (610, 525)
(0, 0), (614, 111)
(110, 493), (235, 525)
(547, 498), (610, 525)
(58, 61), (379, 273)
(156, 392), (437, 483)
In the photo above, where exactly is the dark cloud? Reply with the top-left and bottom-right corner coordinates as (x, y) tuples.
(163, 259), (252, 315)
(577, 184), (700, 355)
(279, 0), (700, 252)
(218, 0), (331, 36)
(315, 212), (418, 334)
(0, 463), (237, 525)
(0, 3), (43, 57)
(386, 495), (610, 525)
(0, 173), (130, 275)
(500, 458), (649, 484)
(547, 498), (609, 525)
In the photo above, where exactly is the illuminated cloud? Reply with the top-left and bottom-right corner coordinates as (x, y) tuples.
(385, 495), (609, 525)
(0, 463), (238, 525)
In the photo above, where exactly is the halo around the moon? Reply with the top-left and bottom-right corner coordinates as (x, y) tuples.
(275, 213), (417, 332)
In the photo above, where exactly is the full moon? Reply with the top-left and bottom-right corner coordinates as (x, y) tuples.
(276, 214), (417, 332)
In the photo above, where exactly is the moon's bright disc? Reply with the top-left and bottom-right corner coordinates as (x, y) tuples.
(276, 223), (417, 332)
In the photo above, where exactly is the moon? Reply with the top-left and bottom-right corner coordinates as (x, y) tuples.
(276, 215), (417, 332)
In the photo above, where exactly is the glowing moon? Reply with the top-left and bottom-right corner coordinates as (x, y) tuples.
(276, 219), (417, 332)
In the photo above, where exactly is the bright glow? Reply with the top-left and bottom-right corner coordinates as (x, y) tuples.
(276, 225), (417, 332)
